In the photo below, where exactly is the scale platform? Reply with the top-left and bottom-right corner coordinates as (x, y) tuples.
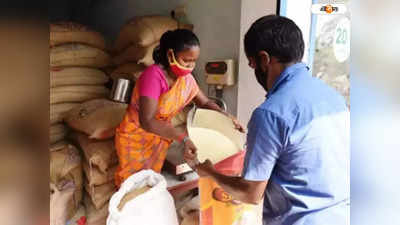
(163, 141), (193, 180)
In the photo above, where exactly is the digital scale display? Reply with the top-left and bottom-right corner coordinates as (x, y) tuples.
(205, 61), (228, 75)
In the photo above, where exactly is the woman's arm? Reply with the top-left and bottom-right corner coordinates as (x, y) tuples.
(139, 96), (185, 141)
(193, 89), (224, 112)
(139, 96), (198, 154)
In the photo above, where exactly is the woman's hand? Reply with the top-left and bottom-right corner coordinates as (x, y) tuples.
(183, 138), (199, 168)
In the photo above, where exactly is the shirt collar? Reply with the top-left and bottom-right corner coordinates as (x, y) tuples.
(267, 62), (309, 97)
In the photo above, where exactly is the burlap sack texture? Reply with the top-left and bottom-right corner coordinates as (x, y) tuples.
(65, 99), (127, 140)
(50, 144), (83, 219)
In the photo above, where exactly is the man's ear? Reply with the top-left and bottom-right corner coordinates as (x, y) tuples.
(258, 51), (271, 70)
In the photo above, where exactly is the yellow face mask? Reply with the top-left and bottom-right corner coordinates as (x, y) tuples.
(168, 51), (195, 77)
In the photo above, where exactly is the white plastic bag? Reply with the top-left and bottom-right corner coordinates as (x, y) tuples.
(107, 170), (179, 225)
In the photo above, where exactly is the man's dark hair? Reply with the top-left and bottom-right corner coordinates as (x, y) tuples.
(244, 15), (305, 63)
(153, 29), (200, 68)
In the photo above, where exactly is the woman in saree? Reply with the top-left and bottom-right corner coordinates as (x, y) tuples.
(114, 29), (243, 187)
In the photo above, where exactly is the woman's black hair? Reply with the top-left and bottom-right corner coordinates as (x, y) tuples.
(244, 15), (304, 63)
(153, 29), (200, 68)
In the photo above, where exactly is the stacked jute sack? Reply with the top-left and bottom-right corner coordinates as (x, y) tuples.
(50, 22), (111, 145)
(50, 142), (84, 223)
(64, 99), (128, 225)
(110, 15), (192, 83)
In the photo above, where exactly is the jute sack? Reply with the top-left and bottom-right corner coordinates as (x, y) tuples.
(50, 67), (109, 88)
(50, 44), (111, 68)
(110, 63), (146, 82)
(51, 85), (110, 94)
(50, 86), (109, 104)
(84, 162), (117, 186)
(84, 181), (116, 210)
(50, 112), (65, 125)
(113, 42), (158, 66)
(49, 140), (69, 152)
(70, 132), (118, 174)
(84, 193), (109, 225)
(114, 15), (178, 51)
(50, 103), (79, 124)
(65, 99), (127, 139)
(50, 181), (76, 224)
(67, 204), (87, 225)
(50, 92), (108, 105)
(50, 144), (83, 219)
(50, 123), (69, 144)
(50, 22), (106, 50)
(107, 170), (179, 225)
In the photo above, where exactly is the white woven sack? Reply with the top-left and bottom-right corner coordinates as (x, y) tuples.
(107, 170), (178, 225)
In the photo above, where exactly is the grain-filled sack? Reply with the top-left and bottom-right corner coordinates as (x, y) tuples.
(84, 162), (117, 186)
(50, 103), (79, 124)
(110, 63), (146, 82)
(85, 181), (116, 210)
(67, 204), (87, 225)
(114, 15), (178, 51)
(50, 112), (65, 125)
(84, 193), (109, 225)
(113, 42), (158, 66)
(50, 86), (109, 104)
(50, 123), (69, 144)
(50, 144), (83, 219)
(117, 185), (152, 211)
(103, 66), (117, 76)
(65, 99), (127, 139)
(50, 181), (76, 224)
(51, 85), (110, 94)
(107, 170), (179, 225)
(70, 132), (118, 174)
(50, 67), (109, 88)
(50, 141), (69, 152)
(50, 22), (106, 50)
(50, 44), (111, 68)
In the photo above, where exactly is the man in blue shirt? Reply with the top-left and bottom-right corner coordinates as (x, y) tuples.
(185, 15), (350, 225)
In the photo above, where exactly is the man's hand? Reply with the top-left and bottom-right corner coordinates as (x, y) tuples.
(195, 159), (215, 177)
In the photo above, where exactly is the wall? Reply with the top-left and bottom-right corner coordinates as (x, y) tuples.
(237, 0), (278, 125)
(186, 0), (242, 115)
(78, 0), (242, 115)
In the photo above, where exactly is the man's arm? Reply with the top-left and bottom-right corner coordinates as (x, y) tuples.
(196, 160), (268, 205)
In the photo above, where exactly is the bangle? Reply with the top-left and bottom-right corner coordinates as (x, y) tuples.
(177, 132), (188, 143)
(182, 136), (190, 144)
